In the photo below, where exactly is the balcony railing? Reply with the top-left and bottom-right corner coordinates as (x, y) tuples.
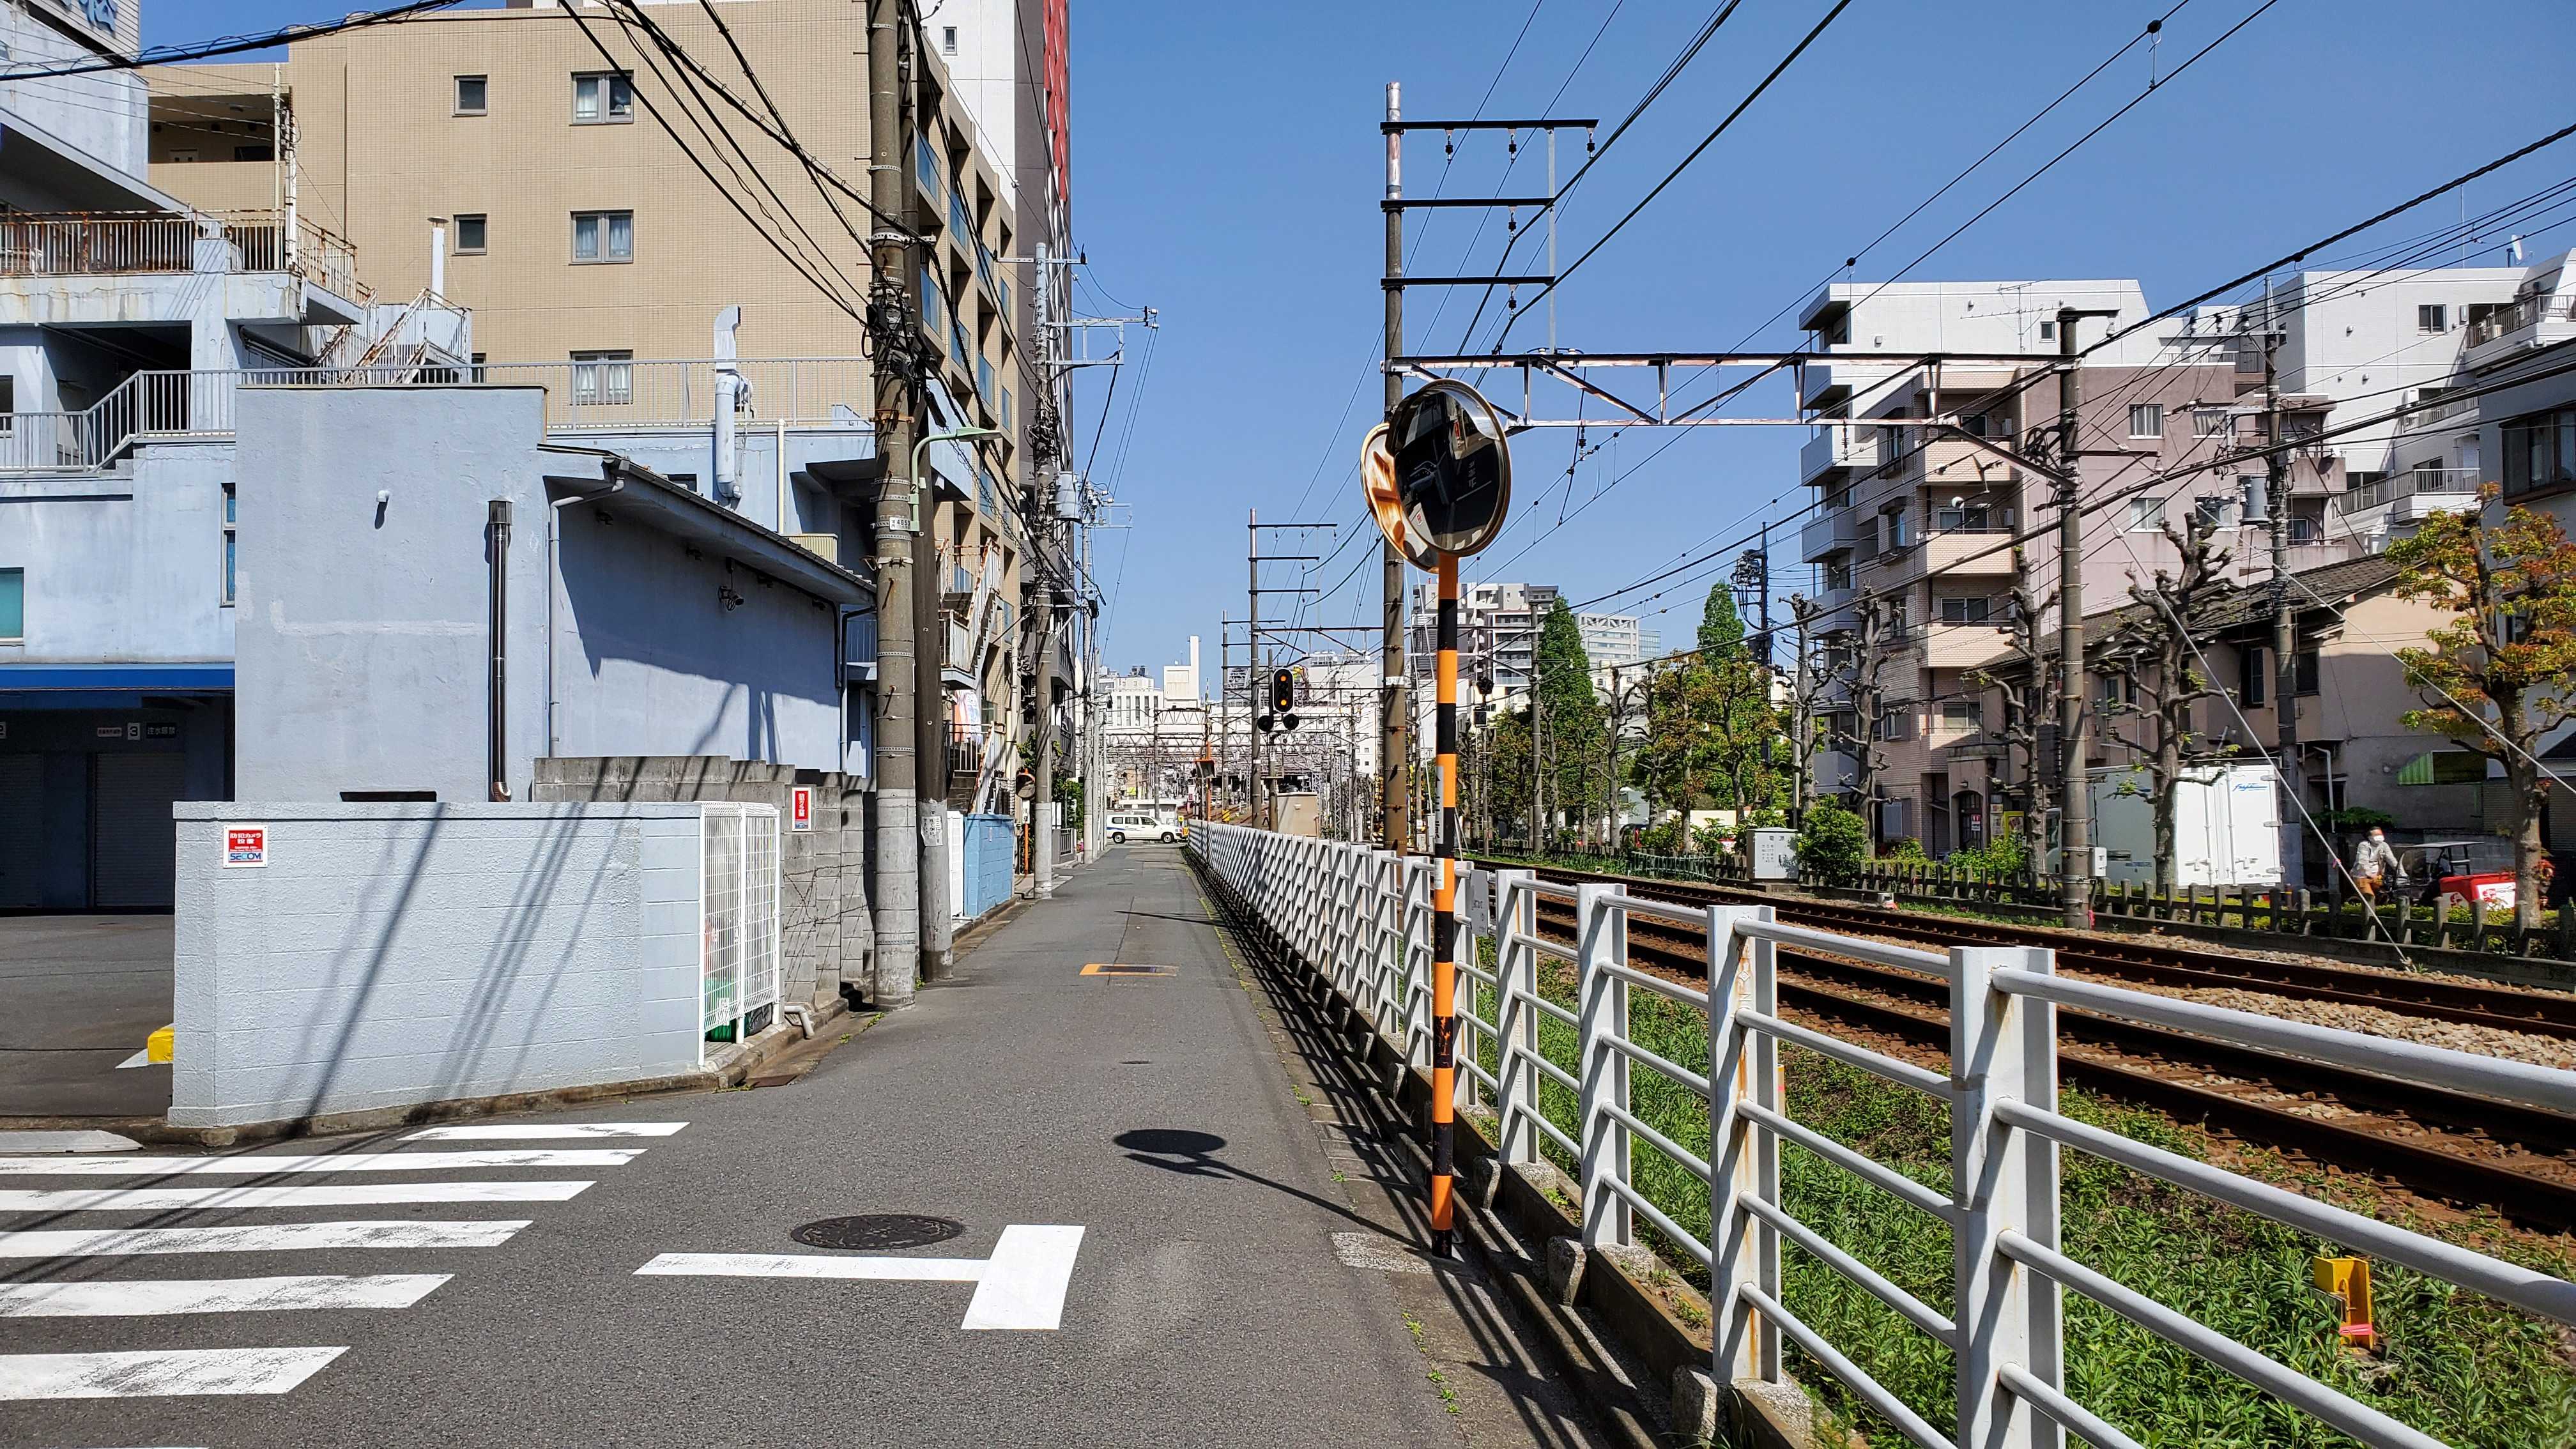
(0, 209), (367, 303)
(0, 358), (872, 473)
(2464, 293), (2574, 349)
(2338, 465), (2479, 514)
(2395, 392), (2480, 434)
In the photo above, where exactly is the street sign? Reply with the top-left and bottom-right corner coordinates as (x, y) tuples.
(791, 786), (813, 832)
(1362, 379), (1513, 567)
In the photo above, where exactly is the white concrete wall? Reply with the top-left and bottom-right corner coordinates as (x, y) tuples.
(0, 3), (147, 195)
(0, 438), (234, 664)
(171, 801), (708, 1130)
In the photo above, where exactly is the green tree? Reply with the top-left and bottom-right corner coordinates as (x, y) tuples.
(1533, 599), (1606, 845)
(2387, 490), (2576, 926)
(1697, 583), (1747, 659)
(1794, 797), (1868, 882)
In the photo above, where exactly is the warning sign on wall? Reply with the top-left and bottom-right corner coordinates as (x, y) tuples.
(791, 786), (813, 833)
(224, 825), (268, 868)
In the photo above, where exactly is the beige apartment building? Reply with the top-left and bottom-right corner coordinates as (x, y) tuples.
(1797, 280), (2356, 854)
(146, 1), (1050, 811)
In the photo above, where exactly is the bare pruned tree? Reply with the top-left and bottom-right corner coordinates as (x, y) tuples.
(1965, 567), (2060, 877)
(2094, 516), (2233, 894)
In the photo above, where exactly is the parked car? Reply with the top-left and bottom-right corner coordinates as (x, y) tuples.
(1107, 813), (1177, 845)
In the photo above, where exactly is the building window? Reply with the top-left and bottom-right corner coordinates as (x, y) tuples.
(942, 24), (958, 53)
(2295, 648), (2320, 697)
(455, 75), (487, 115)
(2128, 403), (2163, 438)
(2501, 404), (2576, 497)
(570, 350), (634, 406)
(571, 210), (633, 263)
(0, 567), (19, 643)
(2418, 303), (2448, 334)
(2192, 407), (2228, 438)
(572, 72), (634, 125)
(1938, 595), (1993, 625)
(2237, 645), (2266, 707)
(220, 485), (236, 606)
(1940, 700), (1983, 730)
(2038, 319), (2055, 341)
(2128, 496), (2161, 532)
(1933, 503), (1995, 533)
(233, 144), (273, 162)
(453, 213), (487, 254)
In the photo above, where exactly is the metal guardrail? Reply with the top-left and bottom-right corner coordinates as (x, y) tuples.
(2338, 466), (2479, 514)
(0, 209), (366, 303)
(0, 358), (871, 473)
(1192, 821), (2576, 1449)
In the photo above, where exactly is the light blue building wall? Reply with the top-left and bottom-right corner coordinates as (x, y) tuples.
(231, 385), (876, 804)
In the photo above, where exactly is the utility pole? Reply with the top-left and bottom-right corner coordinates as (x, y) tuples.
(2263, 323), (2310, 889)
(905, 17), (956, 976)
(2055, 305), (2119, 928)
(1248, 512), (1264, 831)
(864, 0), (921, 1008)
(1380, 80), (1409, 852)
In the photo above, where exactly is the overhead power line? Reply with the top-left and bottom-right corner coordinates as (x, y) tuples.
(2, 1), (464, 79)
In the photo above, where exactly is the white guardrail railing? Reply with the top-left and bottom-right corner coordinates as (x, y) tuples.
(1190, 821), (2576, 1449)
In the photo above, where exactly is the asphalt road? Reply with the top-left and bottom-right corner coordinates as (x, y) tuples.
(0, 848), (1597, 1447)
(0, 915), (172, 1119)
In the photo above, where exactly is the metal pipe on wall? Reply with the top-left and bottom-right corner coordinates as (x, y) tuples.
(487, 498), (512, 802)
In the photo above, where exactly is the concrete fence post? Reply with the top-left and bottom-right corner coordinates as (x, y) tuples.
(1952, 945), (2063, 1449)
(1708, 904), (1781, 1385)
(1494, 869), (1540, 1167)
(1575, 882), (1631, 1248)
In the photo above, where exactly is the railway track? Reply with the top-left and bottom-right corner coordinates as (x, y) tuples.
(1496, 869), (2576, 1232)
(1479, 859), (2576, 1043)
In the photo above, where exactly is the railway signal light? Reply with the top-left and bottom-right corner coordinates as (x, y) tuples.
(1271, 667), (1295, 712)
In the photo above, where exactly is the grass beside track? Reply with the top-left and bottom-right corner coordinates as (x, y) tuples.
(1469, 943), (2576, 1449)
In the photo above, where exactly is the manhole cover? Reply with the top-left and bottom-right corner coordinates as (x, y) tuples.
(790, 1214), (965, 1251)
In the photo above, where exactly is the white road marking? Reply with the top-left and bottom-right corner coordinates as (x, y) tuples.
(962, 1225), (1085, 1330)
(0, 1274), (450, 1317)
(0, 1149), (643, 1177)
(0, 1220), (530, 1257)
(634, 1223), (1085, 1331)
(402, 1122), (687, 1141)
(114, 1049), (155, 1070)
(0, 1346), (346, 1399)
(0, 1131), (139, 1154)
(0, 1181), (594, 1212)
(636, 1252), (989, 1282)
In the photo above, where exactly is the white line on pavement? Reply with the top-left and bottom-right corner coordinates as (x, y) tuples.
(634, 1224), (1085, 1331)
(402, 1123), (687, 1141)
(0, 1274), (452, 1317)
(0, 1181), (594, 1212)
(0, 1346), (348, 1399)
(0, 1220), (530, 1257)
(635, 1252), (988, 1282)
(0, 1149), (645, 1177)
(114, 1049), (154, 1070)
(962, 1225), (1085, 1331)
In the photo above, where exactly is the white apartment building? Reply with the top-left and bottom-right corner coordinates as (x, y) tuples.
(1577, 613), (1662, 670)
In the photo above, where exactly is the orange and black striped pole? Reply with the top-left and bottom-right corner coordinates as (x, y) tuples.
(1430, 554), (1460, 1255)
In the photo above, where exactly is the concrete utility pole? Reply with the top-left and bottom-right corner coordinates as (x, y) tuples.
(1381, 80), (1409, 852)
(1033, 553), (1057, 899)
(2263, 324), (2309, 889)
(2055, 305), (2119, 928)
(865, 0), (920, 1008)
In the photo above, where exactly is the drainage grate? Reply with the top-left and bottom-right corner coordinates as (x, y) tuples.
(790, 1214), (966, 1251)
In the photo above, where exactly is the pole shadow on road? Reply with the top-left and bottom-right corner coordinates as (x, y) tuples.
(1114, 1128), (1406, 1241)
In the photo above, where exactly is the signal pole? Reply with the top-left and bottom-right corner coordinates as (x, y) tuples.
(1381, 81), (1409, 851)
(2055, 305), (2119, 929)
(1248, 510), (1264, 830)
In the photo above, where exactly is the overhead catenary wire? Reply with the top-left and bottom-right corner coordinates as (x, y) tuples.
(0, 1), (464, 79)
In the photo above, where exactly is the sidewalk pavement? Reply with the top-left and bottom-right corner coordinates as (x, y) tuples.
(0, 845), (1602, 1448)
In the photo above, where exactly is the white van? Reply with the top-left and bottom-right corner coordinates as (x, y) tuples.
(1107, 812), (1177, 845)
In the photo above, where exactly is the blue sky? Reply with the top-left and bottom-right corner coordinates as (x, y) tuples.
(166, 1), (2576, 679)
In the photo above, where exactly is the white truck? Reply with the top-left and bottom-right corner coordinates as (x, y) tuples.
(2089, 761), (2281, 889)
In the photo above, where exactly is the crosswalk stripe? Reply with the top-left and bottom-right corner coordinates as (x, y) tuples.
(0, 1346), (347, 1399)
(0, 1181), (594, 1212)
(0, 1149), (643, 1177)
(402, 1122), (687, 1141)
(0, 1274), (451, 1317)
(0, 1220), (529, 1257)
(636, 1252), (988, 1282)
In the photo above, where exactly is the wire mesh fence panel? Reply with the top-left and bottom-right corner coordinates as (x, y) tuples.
(738, 805), (781, 1038)
(700, 804), (746, 1041)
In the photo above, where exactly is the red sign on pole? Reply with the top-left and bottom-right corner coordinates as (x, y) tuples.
(791, 786), (813, 833)
(224, 825), (268, 868)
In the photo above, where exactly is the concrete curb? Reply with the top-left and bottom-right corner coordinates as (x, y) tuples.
(6, 995), (864, 1149)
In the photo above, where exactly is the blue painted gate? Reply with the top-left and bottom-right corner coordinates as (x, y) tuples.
(960, 812), (1015, 921)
